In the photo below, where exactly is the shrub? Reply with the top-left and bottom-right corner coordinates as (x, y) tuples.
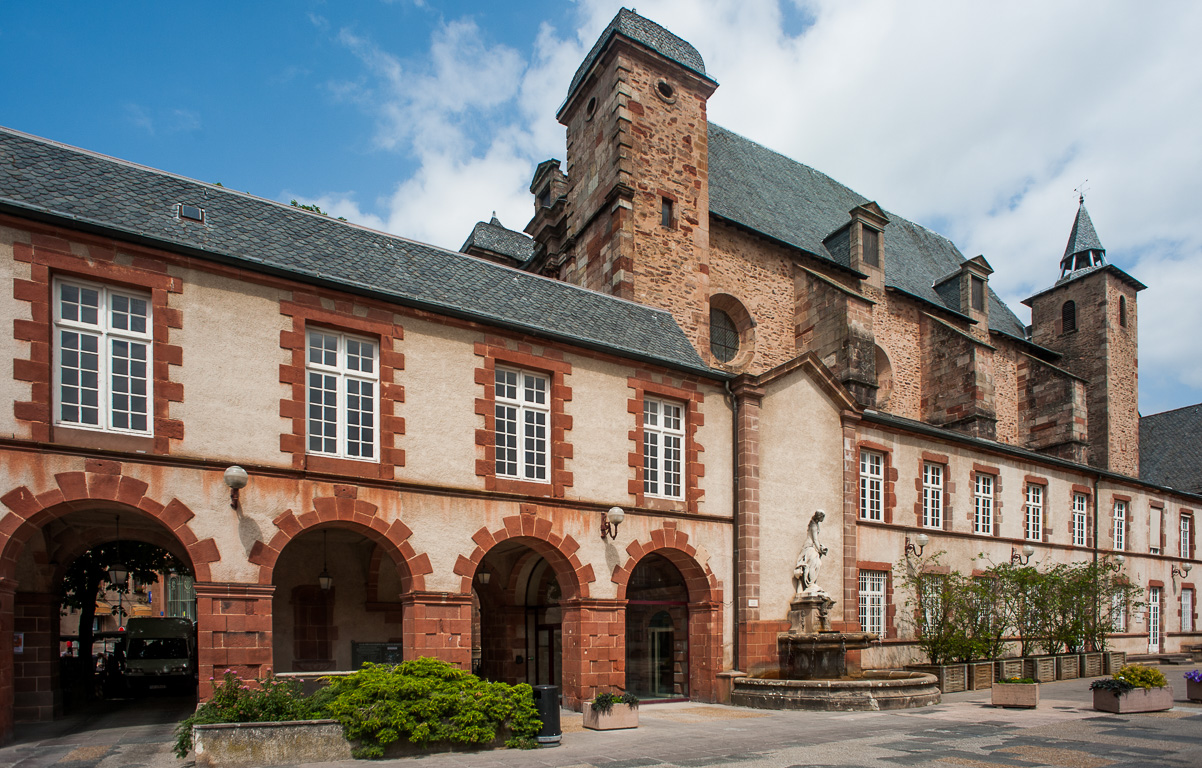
(590, 691), (639, 714)
(174, 671), (316, 757)
(1113, 664), (1167, 689)
(320, 658), (541, 758)
(1090, 677), (1134, 695)
(997, 677), (1037, 685)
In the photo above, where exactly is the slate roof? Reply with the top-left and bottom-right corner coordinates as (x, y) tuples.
(1063, 202), (1105, 261)
(1140, 404), (1202, 494)
(0, 126), (709, 375)
(706, 124), (1029, 338)
(560, 8), (713, 119)
(460, 215), (535, 263)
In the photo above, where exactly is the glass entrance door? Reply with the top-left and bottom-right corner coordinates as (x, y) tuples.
(1148, 587), (1161, 653)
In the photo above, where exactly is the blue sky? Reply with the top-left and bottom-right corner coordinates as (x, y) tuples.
(3, 1), (1200, 415)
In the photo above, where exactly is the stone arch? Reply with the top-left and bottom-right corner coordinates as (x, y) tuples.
(248, 496), (429, 592)
(874, 344), (893, 410)
(454, 513), (593, 599)
(0, 465), (219, 582)
(612, 527), (720, 604)
(612, 526), (723, 702)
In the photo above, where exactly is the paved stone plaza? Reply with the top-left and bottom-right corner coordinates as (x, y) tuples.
(1, 669), (1199, 768)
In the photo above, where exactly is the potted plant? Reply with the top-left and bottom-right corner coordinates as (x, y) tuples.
(1185, 669), (1202, 703)
(991, 676), (1039, 708)
(1090, 664), (1174, 713)
(583, 691), (640, 731)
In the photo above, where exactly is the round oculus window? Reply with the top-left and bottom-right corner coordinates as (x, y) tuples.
(585, 96), (597, 120)
(710, 309), (739, 363)
(655, 80), (676, 103)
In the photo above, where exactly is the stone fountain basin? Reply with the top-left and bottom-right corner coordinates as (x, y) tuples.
(731, 670), (940, 711)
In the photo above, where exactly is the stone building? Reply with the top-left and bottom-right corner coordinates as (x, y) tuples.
(0, 7), (1196, 742)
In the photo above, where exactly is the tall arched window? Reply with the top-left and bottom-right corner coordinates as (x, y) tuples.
(1119, 295), (1127, 328)
(1062, 300), (1077, 334)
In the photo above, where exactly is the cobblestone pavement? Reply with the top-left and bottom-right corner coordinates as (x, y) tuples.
(2, 668), (1200, 768)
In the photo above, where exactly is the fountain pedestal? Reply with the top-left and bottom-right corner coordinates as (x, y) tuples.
(779, 590), (876, 679)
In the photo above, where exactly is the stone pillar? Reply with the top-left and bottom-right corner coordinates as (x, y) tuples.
(0, 579), (15, 744)
(13, 592), (59, 722)
(732, 378), (777, 672)
(194, 582), (274, 700)
(400, 592), (472, 668)
(840, 413), (862, 632)
(687, 600), (721, 702)
(560, 598), (624, 710)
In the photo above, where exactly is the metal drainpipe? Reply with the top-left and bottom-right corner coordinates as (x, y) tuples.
(726, 379), (740, 673)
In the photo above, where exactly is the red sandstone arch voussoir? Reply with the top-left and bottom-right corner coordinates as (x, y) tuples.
(612, 527), (720, 603)
(0, 470), (219, 581)
(458, 516), (592, 598)
(255, 500), (428, 591)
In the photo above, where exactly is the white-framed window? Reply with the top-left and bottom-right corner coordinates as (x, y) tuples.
(1183, 515), (1194, 560)
(1113, 500), (1127, 551)
(54, 279), (153, 434)
(306, 329), (378, 460)
(1072, 493), (1089, 547)
(643, 397), (684, 499)
(922, 463), (943, 529)
(858, 570), (887, 636)
(166, 574), (196, 621)
(1183, 588), (1195, 634)
(1112, 593), (1127, 633)
(1148, 586), (1161, 652)
(859, 450), (884, 521)
(494, 367), (549, 482)
(973, 473), (994, 535)
(1025, 485), (1044, 541)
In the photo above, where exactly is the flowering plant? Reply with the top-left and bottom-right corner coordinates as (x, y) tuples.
(1184, 669), (1202, 683)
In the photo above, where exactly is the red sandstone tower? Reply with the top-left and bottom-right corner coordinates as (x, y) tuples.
(1024, 200), (1145, 474)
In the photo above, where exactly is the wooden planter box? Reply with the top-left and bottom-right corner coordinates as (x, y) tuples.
(1023, 656), (1057, 683)
(992, 682), (1039, 708)
(1056, 654), (1080, 680)
(583, 702), (639, 731)
(1103, 651), (1126, 674)
(1092, 685), (1174, 713)
(1080, 652), (1104, 678)
(995, 658), (1025, 681)
(968, 661), (994, 690)
(1187, 678), (1202, 702)
(906, 664), (967, 694)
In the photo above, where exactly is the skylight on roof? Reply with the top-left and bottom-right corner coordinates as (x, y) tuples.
(178, 204), (205, 223)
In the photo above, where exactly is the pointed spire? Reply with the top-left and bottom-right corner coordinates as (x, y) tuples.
(1059, 200), (1107, 279)
(489, 212), (501, 225)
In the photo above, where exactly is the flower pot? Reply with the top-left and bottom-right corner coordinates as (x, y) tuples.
(905, 664), (967, 694)
(992, 682), (1039, 709)
(1056, 654), (1080, 680)
(1103, 651), (1126, 675)
(995, 658), (1024, 681)
(1023, 656), (1056, 683)
(1080, 652), (1104, 678)
(583, 702), (639, 731)
(1187, 678), (1202, 703)
(968, 661), (994, 690)
(1092, 685), (1174, 713)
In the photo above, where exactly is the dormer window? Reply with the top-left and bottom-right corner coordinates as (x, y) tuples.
(537, 186), (551, 209)
(861, 226), (879, 268)
(177, 204), (205, 223)
(970, 276), (985, 312)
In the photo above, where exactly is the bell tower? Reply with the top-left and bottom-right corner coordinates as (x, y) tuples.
(1024, 200), (1145, 475)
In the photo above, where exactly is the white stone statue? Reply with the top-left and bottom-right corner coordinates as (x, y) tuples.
(794, 509), (828, 595)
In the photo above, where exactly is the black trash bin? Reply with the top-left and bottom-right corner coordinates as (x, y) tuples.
(532, 684), (561, 746)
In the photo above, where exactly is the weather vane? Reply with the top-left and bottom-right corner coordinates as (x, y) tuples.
(1074, 180), (1090, 204)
